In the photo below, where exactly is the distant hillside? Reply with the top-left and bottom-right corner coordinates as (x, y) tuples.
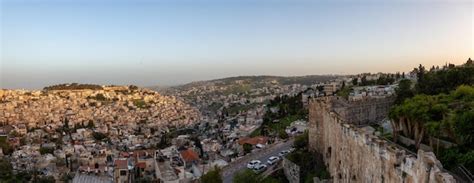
(146, 85), (172, 92)
(158, 75), (340, 93)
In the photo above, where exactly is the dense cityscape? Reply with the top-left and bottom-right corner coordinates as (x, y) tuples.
(1, 0), (472, 183)
(1, 59), (472, 183)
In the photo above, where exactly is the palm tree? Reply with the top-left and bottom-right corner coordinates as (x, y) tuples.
(390, 95), (434, 149)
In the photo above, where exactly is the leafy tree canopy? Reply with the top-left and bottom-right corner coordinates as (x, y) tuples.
(201, 167), (223, 183)
(233, 169), (262, 183)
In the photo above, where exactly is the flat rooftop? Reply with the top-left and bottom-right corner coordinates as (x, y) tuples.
(72, 173), (113, 183)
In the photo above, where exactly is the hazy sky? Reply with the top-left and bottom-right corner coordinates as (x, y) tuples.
(1, 0), (473, 89)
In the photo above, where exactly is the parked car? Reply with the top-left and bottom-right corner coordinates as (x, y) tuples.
(247, 160), (261, 169)
(253, 164), (267, 173)
(267, 156), (280, 165)
(278, 150), (290, 157)
(288, 148), (296, 153)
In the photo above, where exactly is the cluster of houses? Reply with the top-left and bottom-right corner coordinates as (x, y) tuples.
(0, 111), (277, 183)
(0, 87), (200, 128)
(0, 86), (203, 182)
(349, 85), (396, 101)
(0, 74), (405, 182)
(173, 81), (320, 132)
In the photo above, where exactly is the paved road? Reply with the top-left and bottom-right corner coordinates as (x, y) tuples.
(222, 139), (294, 183)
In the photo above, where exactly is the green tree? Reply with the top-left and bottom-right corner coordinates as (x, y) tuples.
(86, 120), (95, 129)
(233, 169), (262, 183)
(360, 75), (370, 86)
(136, 177), (153, 183)
(391, 85), (474, 170)
(336, 86), (351, 99)
(157, 136), (169, 149)
(394, 79), (414, 104)
(15, 171), (33, 182)
(63, 118), (70, 132)
(316, 85), (324, 93)
(39, 147), (55, 155)
(0, 136), (13, 155)
(286, 150), (320, 182)
(201, 167), (223, 183)
(278, 130), (289, 140)
(35, 176), (55, 183)
(129, 85), (139, 90)
(351, 78), (358, 86)
(243, 143), (253, 154)
(459, 150), (474, 171)
(390, 95), (434, 148)
(96, 93), (107, 101)
(92, 132), (108, 141)
(133, 99), (147, 108)
(453, 109), (474, 147)
(0, 158), (13, 180)
(415, 62), (474, 95)
(59, 173), (73, 182)
(414, 64), (426, 91)
(294, 131), (309, 150)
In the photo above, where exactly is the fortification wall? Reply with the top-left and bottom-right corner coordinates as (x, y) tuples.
(331, 96), (394, 125)
(282, 157), (300, 183)
(308, 97), (455, 183)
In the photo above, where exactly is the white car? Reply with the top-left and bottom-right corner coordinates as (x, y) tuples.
(278, 150), (290, 157)
(253, 164), (267, 173)
(247, 160), (261, 169)
(267, 156), (280, 165)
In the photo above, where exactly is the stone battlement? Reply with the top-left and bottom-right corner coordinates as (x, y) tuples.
(329, 96), (394, 125)
(308, 97), (455, 183)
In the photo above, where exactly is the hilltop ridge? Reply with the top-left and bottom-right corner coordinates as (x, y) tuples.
(155, 75), (339, 94)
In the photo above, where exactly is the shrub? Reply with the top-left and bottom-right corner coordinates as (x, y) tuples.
(243, 143), (253, 154)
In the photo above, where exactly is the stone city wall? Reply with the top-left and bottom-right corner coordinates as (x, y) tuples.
(308, 97), (455, 183)
(282, 157), (300, 183)
(331, 96), (394, 125)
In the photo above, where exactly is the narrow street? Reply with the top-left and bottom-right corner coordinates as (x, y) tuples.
(221, 139), (294, 183)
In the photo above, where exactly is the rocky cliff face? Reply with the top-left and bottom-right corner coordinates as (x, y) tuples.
(308, 97), (455, 183)
(0, 87), (200, 129)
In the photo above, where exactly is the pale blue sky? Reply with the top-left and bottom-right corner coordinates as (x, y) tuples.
(1, 0), (473, 89)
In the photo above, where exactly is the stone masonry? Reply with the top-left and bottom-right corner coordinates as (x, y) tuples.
(282, 157), (300, 183)
(308, 97), (455, 183)
(330, 96), (394, 126)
